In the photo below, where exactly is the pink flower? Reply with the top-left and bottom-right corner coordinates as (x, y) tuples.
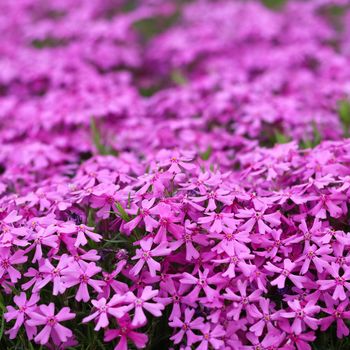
(27, 226), (58, 263)
(62, 261), (104, 302)
(26, 303), (75, 345)
(158, 150), (195, 173)
(124, 287), (164, 326)
(321, 297), (350, 338)
(237, 205), (281, 234)
(169, 308), (203, 346)
(82, 295), (128, 331)
(317, 263), (350, 301)
(223, 280), (262, 321)
(59, 223), (102, 247)
(91, 184), (121, 219)
(265, 258), (307, 289)
(280, 299), (320, 334)
(279, 319), (316, 350)
(130, 237), (172, 276)
(4, 292), (39, 339)
(295, 244), (331, 274)
(249, 298), (280, 336)
(104, 315), (148, 350)
(180, 268), (223, 302)
(0, 247), (28, 283)
(149, 203), (184, 243)
(123, 198), (159, 233)
(36, 254), (72, 295)
(198, 211), (237, 234)
(197, 323), (225, 350)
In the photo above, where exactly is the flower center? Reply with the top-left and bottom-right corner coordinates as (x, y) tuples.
(1, 259), (10, 269)
(282, 269), (290, 276)
(135, 299), (143, 307)
(79, 274), (89, 283)
(336, 277), (345, 285)
(47, 316), (57, 326)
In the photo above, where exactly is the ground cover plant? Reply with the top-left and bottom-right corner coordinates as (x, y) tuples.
(1, 0), (350, 349)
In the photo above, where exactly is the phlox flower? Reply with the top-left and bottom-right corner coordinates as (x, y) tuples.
(223, 280), (262, 321)
(280, 299), (320, 334)
(26, 303), (75, 345)
(104, 315), (148, 350)
(265, 258), (307, 289)
(317, 262), (350, 301)
(130, 237), (172, 277)
(62, 261), (104, 302)
(0, 247), (28, 283)
(169, 308), (203, 346)
(124, 286), (164, 326)
(320, 296), (350, 338)
(82, 295), (128, 331)
(4, 292), (39, 339)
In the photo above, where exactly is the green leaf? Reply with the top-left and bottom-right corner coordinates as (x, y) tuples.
(115, 202), (131, 222)
(338, 100), (350, 137)
(90, 117), (109, 155)
(87, 208), (95, 228)
(274, 131), (290, 144)
(312, 121), (322, 146)
(0, 311), (5, 341)
(200, 146), (212, 161)
(262, 0), (286, 9)
(171, 69), (187, 86)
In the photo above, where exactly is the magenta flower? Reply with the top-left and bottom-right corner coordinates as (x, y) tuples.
(192, 188), (233, 211)
(26, 303), (75, 345)
(158, 150), (195, 173)
(280, 299), (320, 334)
(0, 247), (28, 283)
(265, 258), (307, 289)
(249, 298), (280, 336)
(295, 243), (331, 274)
(27, 226), (58, 263)
(317, 263), (350, 301)
(321, 297), (350, 338)
(4, 292), (39, 339)
(104, 315), (148, 350)
(59, 223), (102, 247)
(124, 287), (164, 326)
(212, 245), (255, 278)
(91, 184), (121, 219)
(237, 205), (281, 234)
(223, 280), (262, 321)
(62, 261), (104, 302)
(197, 323), (225, 350)
(149, 203), (184, 243)
(82, 295), (128, 331)
(180, 268), (223, 302)
(198, 211), (237, 234)
(36, 254), (71, 295)
(124, 198), (159, 233)
(130, 237), (172, 277)
(169, 308), (203, 346)
(279, 319), (316, 350)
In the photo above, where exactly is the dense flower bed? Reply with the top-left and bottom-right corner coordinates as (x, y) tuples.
(1, 0), (350, 349)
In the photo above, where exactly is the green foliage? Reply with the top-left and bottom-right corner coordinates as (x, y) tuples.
(171, 69), (188, 86)
(90, 117), (119, 156)
(200, 146), (212, 161)
(338, 100), (350, 137)
(300, 122), (322, 149)
(115, 201), (131, 222)
(274, 130), (291, 144)
(262, 0), (286, 9)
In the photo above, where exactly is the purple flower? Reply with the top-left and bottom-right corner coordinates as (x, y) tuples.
(26, 303), (75, 345)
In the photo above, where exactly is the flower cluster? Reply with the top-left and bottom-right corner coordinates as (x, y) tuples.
(1, 0), (350, 349)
